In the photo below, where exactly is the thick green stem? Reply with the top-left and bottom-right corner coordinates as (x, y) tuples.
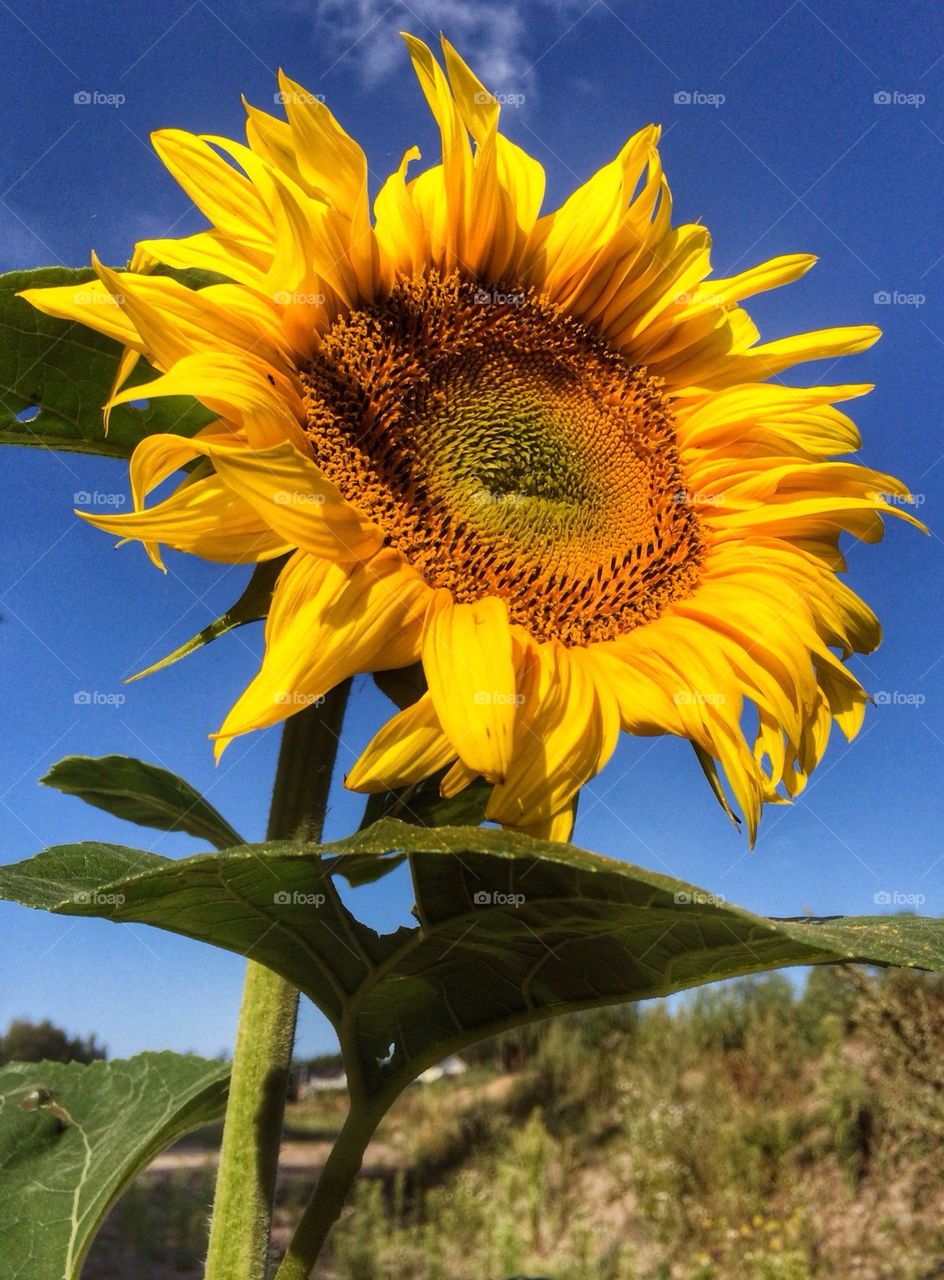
(273, 1096), (390, 1280)
(265, 684), (353, 845)
(204, 962), (300, 1280)
(205, 682), (352, 1280)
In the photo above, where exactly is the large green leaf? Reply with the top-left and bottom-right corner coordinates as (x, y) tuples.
(1, 821), (942, 1099)
(41, 755), (244, 850)
(0, 267), (213, 457)
(0, 1052), (228, 1280)
(346, 771), (490, 886)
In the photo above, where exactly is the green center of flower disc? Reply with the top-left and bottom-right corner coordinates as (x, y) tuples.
(302, 272), (703, 645)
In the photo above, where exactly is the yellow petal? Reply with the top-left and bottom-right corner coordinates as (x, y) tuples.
(528, 126), (660, 300)
(90, 256), (285, 371)
(106, 351), (306, 451)
(151, 129), (274, 251)
(401, 33), (472, 272)
(374, 146), (427, 283)
(79, 473), (289, 570)
(128, 422), (237, 509)
(678, 325), (881, 392)
(346, 693), (454, 793)
(18, 277), (137, 346)
(438, 35), (544, 279)
(422, 592), (517, 783)
(625, 253), (818, 356)
(265, 165), (359, 310)
(487, 641), (609, 830)
(518, 802), (576, 843)
(215, 550), (428, 752)
(276, 71), (369, 220)
(243, 96), (299, 179)
(206, 441), (384, 562)
(439, 758), (479, 799)
(134, 231), (269, 291)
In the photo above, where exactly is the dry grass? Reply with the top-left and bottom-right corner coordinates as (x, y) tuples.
(85, 968), (944, 1280)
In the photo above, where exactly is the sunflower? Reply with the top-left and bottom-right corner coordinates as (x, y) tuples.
(23, 34), (919, 844)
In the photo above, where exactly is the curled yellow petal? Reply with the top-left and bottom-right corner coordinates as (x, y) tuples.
(422, 592), (517, 783)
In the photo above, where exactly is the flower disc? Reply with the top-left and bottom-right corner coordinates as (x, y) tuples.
(303, 272), (704, 645)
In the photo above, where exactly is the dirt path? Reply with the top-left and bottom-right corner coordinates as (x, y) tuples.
(147, 1135), (401, 1175)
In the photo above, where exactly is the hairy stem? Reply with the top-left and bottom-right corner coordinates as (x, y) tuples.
(272, 1093), (392, 1280)
(203, 962), (299, 1280)
(204, 682), (352, 1280)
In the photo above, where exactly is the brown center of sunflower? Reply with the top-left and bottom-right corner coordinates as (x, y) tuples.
(301, 272), (703, 646)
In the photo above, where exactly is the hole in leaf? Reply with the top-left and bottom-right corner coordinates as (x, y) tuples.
(128, 398), (150, 411)
(335, 858), (416, 932)
(14, 405), (40, 423)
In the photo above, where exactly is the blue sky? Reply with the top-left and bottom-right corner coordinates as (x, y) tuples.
(1, 0), (942, 1059)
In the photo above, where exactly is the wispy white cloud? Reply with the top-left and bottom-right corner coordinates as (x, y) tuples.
(309, 0), (589, 97)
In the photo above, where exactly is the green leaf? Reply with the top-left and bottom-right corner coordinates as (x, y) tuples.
(2, 822), (943, 1100)
(128, 557), (285, 681)
(0, 267), (213, 457)
(692, 742), (742, 831)
(41, 755), (243, 850)
(358, 772), (489, 833)
(0, 1052), (228, 1280)
(347, 772), (490, 885)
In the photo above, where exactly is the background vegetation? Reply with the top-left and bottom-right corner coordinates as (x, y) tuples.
(75, 966), (944, 1279)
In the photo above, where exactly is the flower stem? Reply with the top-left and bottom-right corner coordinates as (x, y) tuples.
(204, 961), (299, 1280)
(272, 1094), (391, 1280)
(204, 682), (352, 1280)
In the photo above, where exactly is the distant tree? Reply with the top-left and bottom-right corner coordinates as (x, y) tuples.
(851, 968), (944, 1142)
(690, 973), (797, 1052)
(463, 1023), (547, 1073)
(303, 1052), (344, 1075)
(798, 965), (859, 1049)
(0, 1018), (105, 1065)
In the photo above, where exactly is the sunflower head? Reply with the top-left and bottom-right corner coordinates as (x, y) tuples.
(22, 34), (922, 844)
